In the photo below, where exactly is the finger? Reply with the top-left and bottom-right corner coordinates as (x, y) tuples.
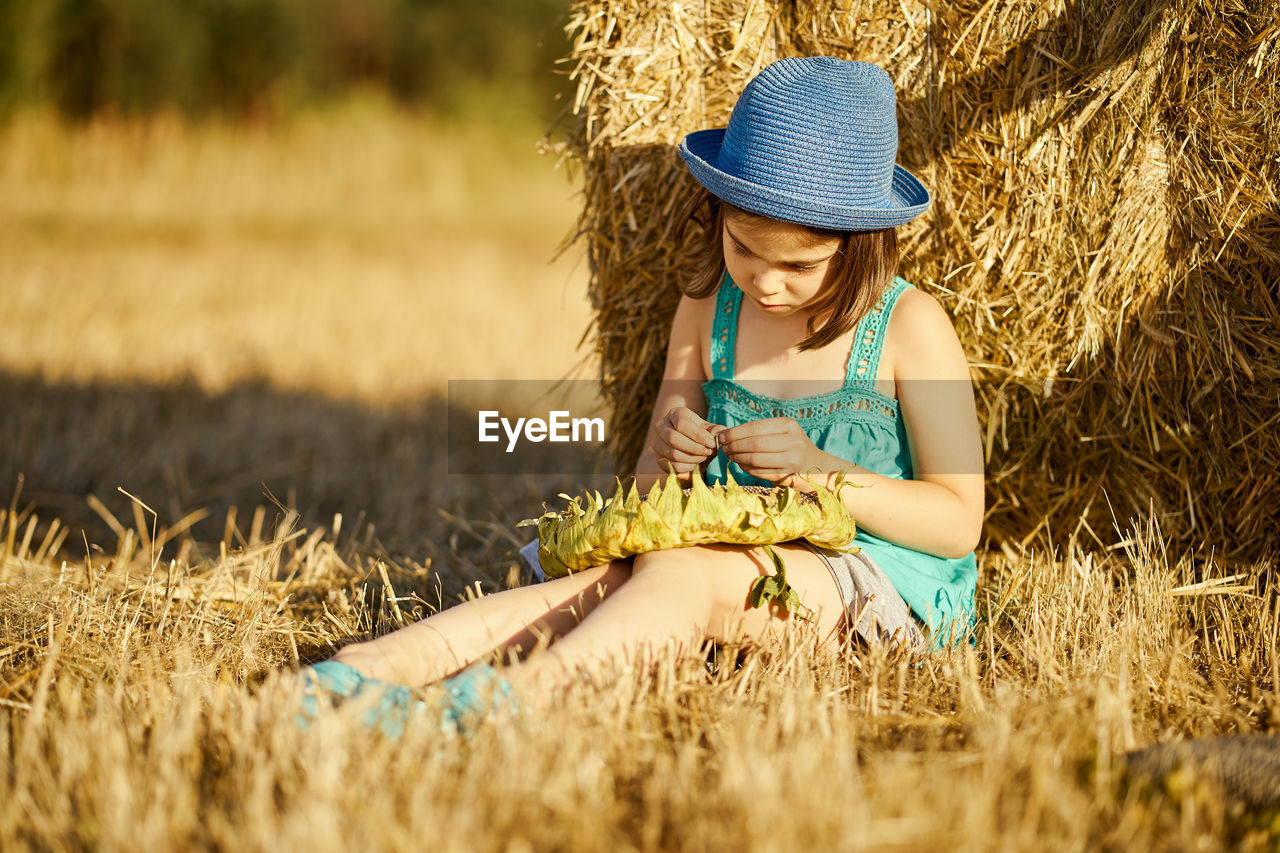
(716, 418), (789, 445)
(654, 431), (716, 461)
(670, 410), (718, 450)
(671, 407), (709, 428)
(723, 451), (792, 470)
(669, 413), (719, 453)
(719, 435), (773, 454)
(702, 422), (723, 446)
(660, 424), (717, 457)
(721, 434), (802, 455)
(651, 436), (710, 465)
(662, 447), (715, 466)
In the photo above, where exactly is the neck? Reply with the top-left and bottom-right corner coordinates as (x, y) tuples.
(742, 299), (831, 351)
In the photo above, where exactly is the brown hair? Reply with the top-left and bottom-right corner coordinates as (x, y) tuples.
(674, 186), (899, 352)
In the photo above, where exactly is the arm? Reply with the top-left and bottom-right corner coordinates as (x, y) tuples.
(633, 294), (718, 491)
(717, 289), (984, 559)
(802, 289), (984, 558)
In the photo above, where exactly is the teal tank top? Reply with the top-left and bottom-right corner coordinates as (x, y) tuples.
(702, 274), (977, 647)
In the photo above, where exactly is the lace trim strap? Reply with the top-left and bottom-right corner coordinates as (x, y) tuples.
(705, 379), (900, 432)
(709, 272), (741, 380)
(845, 277), (912, 384)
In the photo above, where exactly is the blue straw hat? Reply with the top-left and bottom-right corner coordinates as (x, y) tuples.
(678, 57), (930, 231)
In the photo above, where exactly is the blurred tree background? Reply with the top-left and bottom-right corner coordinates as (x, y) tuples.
(0, 0), (574, 122)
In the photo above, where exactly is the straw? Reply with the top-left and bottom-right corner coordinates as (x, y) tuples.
(560, 0), (1280, 560)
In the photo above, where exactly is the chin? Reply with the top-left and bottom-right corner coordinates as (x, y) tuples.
(756, 301), (795, 313)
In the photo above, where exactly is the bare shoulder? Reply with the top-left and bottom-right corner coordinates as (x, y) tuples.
(886, 286), (970, 381)
(667, 290), (719, 378)
(671, 290), (716, 332)
(664, 291), (716, 382)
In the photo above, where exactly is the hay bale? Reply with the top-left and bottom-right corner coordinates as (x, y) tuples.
(562, 0), (1280, 561)
(1126, 735), (1280, 811)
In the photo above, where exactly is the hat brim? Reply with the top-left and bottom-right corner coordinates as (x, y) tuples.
(679, 128), (931, 230)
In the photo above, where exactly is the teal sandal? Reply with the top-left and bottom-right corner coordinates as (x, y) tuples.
(297, 660), (427, 738)
(296, 660), (515, 739)
(438, 663), (516, 733)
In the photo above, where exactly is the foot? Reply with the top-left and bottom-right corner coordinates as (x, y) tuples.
(296, 660), (518, 739)
(296, 660), (427, 739)
(437, 663), (517, 735)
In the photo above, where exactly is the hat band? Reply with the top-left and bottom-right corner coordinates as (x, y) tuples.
(682, 132), (930, 230)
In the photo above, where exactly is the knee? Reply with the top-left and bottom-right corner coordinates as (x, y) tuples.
(632, 544), (763, 572)
(629, 545), (778, 629)
(631, 546), (701, 577)
(630, 545), (759, 597)
(621, 548), (717, 623)
(631, 548), (700, 589)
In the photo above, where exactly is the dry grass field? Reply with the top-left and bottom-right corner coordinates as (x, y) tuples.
(1, 102), (1277, 851)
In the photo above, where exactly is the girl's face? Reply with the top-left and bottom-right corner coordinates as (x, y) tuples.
(721, 212), (844, 319)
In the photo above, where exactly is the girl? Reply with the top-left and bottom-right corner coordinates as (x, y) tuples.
(298, 56), (984, 733)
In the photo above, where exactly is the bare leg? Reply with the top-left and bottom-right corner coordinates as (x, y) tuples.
(508, 542), (845, 693)
(334, 558), (633, 686)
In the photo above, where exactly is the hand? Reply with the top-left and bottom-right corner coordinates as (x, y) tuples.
(649, 407), (723, 479)
(716, 417), (825, 487)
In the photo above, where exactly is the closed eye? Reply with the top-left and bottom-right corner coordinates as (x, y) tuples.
(728, 231), (823, 272)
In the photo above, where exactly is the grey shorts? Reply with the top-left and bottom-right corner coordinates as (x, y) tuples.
(802, 544), (927, 652)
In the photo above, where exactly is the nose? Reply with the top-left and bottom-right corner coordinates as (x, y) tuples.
(753, 267), (787, 297)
